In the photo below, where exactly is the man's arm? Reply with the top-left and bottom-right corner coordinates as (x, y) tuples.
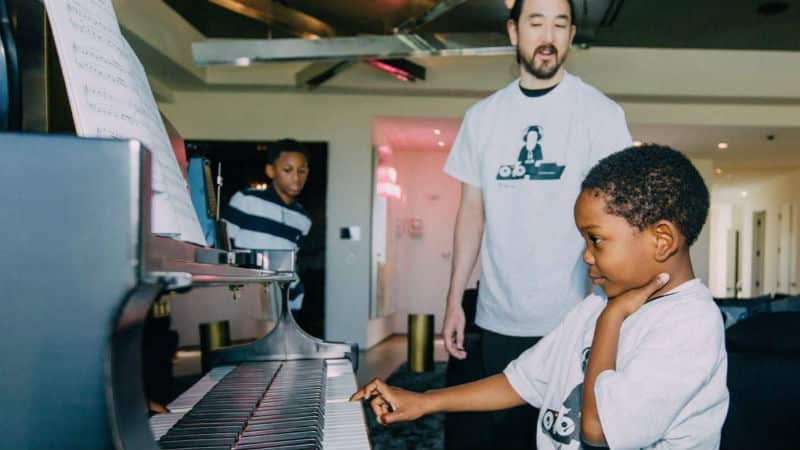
(442, 182), (484, 359)
(351, 374), (524, 425)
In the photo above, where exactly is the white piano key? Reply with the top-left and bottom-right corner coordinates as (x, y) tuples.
(167, 365), (236, 413)
(323, 360), (371, 450)
(149, 365), (236, 440)
(148, 413), (184, 441)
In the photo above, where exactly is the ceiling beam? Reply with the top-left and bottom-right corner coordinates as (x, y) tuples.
(394, 0), (469, 33)
(208, 0), (336, 38)
(193, 32), (513, 66)
(295, 60), (357, 90)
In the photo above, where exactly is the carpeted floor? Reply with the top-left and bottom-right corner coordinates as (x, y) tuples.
(366, 362), (446, 450)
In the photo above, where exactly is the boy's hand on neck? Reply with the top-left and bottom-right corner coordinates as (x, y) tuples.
(605, 272), (670, 319)
(582, 272), (671, 445)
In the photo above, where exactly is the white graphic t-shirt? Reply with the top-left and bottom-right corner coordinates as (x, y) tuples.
(444, 73), (632, 336)
(505, 279), (729, 450)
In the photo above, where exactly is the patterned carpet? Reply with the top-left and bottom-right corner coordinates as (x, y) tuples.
(366, 362), (447, 450)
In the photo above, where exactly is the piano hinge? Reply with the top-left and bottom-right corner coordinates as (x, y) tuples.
(144, 271), (193, 290)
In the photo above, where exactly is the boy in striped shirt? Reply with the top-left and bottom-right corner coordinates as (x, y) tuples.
(224, 139), (311, 312)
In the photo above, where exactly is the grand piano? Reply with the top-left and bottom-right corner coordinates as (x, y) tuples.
(0, 133), (371, 449)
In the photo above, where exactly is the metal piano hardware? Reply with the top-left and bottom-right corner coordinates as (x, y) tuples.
(0, 133), (369, 449)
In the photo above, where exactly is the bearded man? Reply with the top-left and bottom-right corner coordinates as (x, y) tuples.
(441, 0), (632, 448)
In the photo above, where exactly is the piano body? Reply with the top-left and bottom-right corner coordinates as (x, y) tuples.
(0, 133), (370, 449)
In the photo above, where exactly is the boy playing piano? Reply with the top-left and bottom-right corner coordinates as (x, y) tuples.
(352, 144), (729, 449)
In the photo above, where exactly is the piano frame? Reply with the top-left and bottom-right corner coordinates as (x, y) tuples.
(0, 133), (358, 449)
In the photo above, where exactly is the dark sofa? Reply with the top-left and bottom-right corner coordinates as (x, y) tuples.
(720, 296), (800, 450)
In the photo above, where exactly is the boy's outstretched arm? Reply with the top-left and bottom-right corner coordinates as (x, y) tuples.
(581, 273), (669, 447)
(350, 373), (525, 425)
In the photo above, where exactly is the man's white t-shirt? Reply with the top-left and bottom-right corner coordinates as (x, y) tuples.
(444, 73), (632, 337)
(504, 279), (730, 450)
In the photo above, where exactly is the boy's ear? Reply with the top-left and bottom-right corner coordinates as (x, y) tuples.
(265, 164), (275, 180)
(651, 220), (681, 262)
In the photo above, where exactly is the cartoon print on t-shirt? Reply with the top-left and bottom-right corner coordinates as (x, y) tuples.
(496, 125), (565, 181)
(541, 347), (592, 448)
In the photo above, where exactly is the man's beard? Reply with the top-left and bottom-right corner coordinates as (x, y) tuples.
(519, 44), (567, 80)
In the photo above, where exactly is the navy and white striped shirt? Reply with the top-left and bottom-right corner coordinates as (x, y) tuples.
(223, 186), (311, 310)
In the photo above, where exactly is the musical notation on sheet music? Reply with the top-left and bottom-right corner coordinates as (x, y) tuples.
(44, 0), (205, 244)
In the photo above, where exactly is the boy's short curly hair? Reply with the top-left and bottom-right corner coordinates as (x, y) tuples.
(581, 144), (709, 246)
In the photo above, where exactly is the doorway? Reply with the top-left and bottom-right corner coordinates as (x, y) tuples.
(186, 140), (328, 338)
(369, 116), (470, 332)
(725, 229), (740, 298)
(751, 210), (766, 296)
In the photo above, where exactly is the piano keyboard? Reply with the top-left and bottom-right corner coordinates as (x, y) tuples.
(150, 359), (370, 450)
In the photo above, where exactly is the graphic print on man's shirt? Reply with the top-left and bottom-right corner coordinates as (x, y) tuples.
(496, 125), (566, 181)
(541, 347), (591, 448)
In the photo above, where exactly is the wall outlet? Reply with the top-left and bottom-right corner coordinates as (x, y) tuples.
(340, 226), (361, 241)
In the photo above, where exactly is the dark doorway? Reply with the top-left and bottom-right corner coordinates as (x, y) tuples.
(185, 140), (328, 338)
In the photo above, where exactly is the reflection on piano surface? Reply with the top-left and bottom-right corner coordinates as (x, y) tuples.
(0, 133), (370, 449)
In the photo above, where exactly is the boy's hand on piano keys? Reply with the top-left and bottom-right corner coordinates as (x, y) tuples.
(350, 378), (429, 425)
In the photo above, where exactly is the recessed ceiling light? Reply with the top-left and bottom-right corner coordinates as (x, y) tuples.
(433, 129), (441, 135)
(437, 141), (446, 147)
(757, 1), (789, 16)
(234, 57), (252, 67)
(717, 142), (729, 150)
(633, 140), (642, 147)
(715, 168), (723, 175)
(740, 191), (748, 198)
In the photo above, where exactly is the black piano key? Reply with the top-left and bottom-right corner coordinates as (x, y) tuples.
(159, 432), (239, 441)
(244, 418), (320, 432)
(184, 411), (253, 420)
(159, 446), (231, 450)
(234, 434), (321, 449)
(253, 405), (323, 416)
(170, 418), (247, 427)
(234, 440), (321, 450)
(159, 436), (237, 448)
(247, 410), (322, 423)
(240, 427), (322, 443)
(163, 425), (243, 435)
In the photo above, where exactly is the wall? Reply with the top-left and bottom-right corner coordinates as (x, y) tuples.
(386, 149), (461, 333)
(690, 159), (713, 286)
(708, 203), (735, 297)
(713, 168), (800, 298)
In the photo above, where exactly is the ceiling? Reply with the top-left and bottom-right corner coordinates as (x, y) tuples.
(140, 1), (800, 184)
(630, 124), (800, 185)
(164, 0), (800, 51)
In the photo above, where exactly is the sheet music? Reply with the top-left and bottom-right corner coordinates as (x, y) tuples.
(44, 0), (206, 245)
